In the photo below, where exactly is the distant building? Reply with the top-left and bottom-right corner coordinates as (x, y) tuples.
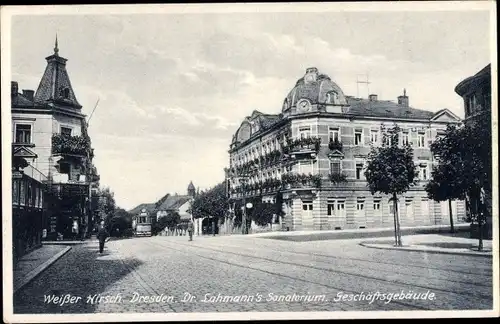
(227, 67), (466, 231)
(156, 182), (196, 222)
(11, 39), (99, 241)
(130, 182), (198, 234)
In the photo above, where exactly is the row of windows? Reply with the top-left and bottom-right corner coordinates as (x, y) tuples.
(232, 134), (288, 167)
(231, 157), (430, 186)
(12, 179), (44, 208)
(231, 124), (440, 166)
(13, 123), (74, 144)
(299, 197), (433, 216)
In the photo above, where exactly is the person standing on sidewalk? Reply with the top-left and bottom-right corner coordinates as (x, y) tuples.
(187, 220), (194, 241)
(97, 221), (109, 254)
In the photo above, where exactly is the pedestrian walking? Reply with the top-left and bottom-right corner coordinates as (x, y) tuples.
(187, 220), (194, 241)
(97, 221), (109, 254)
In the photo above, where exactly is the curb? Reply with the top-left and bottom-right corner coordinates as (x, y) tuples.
(359, 242), (492, 258)
(43, 241), (87, 245)
(14, 246), (72, 293)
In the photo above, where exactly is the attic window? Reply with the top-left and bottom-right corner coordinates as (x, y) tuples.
(61, 88), (70, 99)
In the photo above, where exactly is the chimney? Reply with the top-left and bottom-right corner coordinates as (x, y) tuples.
(23, 89), (35, 101)
(304, 67), (319, 83)
(397, 88), (409, 107)
(11, 81), (18, 96)
(369, 94), (378, 102)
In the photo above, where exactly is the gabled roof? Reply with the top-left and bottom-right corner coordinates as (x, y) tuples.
(34, 40), (82, 109)
(129, 203), (156, 214)
(11, 93), (35, 108)
(156, 195), (191, 211)
(346, 97), (435, 120)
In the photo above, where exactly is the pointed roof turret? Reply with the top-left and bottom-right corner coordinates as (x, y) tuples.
(188, 181), (195, 190)
(33, 37), (82, 109)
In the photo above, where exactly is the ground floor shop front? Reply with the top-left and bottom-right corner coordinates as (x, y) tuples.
(278, 189), (466, 231)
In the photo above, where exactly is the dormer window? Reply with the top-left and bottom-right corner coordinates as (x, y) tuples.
(326, 91), (339, 105)
(60, 87), (70, 99)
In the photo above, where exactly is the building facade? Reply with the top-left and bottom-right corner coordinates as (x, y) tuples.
(228, 67), (466, 231)
(11, 40), (99, 241)
(454, 64), (492, 238)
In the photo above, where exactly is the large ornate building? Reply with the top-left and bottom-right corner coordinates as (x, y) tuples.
(11, 39), (99, 242)
(227, 67), (466, 231)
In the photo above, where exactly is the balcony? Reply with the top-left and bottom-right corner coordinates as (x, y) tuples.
(52, 134), (91, 157)
(281, 173), (322, 190)
(283, 137), (321, 159)
(51, 173), (88, 185)
(328, 139), (343, 152)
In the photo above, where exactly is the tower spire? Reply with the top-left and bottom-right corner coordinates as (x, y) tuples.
(403, 88), (406, 97)
(54, 34), (59, 56)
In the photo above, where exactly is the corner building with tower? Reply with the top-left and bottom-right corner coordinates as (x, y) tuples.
(227, 67), (466, 231)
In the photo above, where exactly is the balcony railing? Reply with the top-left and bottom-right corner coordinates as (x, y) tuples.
(283, 137), (321, 154)
(51, 173), (88, 185)
(328, 139), (343, 152)
(52, 134), (91, 157)
(281, 173), (322, 189)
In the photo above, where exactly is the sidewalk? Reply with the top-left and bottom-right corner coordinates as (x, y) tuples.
(13, 244), (72, 293)
(253, 223), (470, 241)
(360, 232), (493, 257)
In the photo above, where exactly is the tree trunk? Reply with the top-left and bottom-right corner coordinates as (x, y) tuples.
(392, 193), (402, 246)
(448, 199), (455, 233)
(395, 195), (402, 246)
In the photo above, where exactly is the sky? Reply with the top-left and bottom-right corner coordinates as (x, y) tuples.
(8, 5), (492, 210)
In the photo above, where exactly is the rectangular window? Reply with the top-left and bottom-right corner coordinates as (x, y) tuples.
(373, 199), (381, 211)
(354, 129), (363, 146)
(20, 181), (25, 206)
(330, 160), (341, 174)
(355, 162), (364, 180)
(15, 124), (32, 144)
(329, 127), (340, 142)
(401, 131), (410, 146)
(12, 180), (19, 205)
(299, 126), (311, 139)
(417, 133), (426, 148)
(356, 200), (365, 210)
(419, 163), (428, 180)
(327, 199), (336, 216)
(40, 190), (44, 208)
(60, 126), (72, 137)
(337, 200), (345, 212)
(370, 130), (379, 144)
(302, 200), (313, 211)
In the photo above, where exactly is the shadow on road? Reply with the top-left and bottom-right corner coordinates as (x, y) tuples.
(13, 242), (143, 314)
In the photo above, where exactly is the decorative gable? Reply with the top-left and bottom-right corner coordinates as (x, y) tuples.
(13, 146), (38, 159)
(430, 109), (461, 122)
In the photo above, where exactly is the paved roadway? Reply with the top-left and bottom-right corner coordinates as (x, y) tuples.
(13, 234), (493, 313)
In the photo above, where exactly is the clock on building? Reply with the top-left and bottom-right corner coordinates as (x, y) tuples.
(297, 99), (311, 112)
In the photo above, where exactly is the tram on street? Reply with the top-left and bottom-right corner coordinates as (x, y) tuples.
(133, 208), (152, 237)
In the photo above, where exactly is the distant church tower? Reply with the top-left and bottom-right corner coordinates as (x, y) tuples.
(187, 181), (196, 198)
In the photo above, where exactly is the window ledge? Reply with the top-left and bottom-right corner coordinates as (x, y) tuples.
(13, 143), (35, 148)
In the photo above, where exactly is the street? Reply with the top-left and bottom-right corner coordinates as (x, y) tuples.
(14, 234), (493, 313)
